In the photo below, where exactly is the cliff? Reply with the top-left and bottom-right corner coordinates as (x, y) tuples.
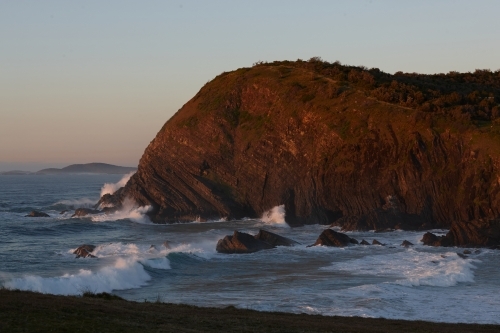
(102, 59), (500, 247)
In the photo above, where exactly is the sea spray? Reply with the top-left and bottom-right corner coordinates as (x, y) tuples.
(92, 197), (152, 224)
(261, 205), (288, 227)
(100, 172), (135, 197)
(52, 198), (97, 209)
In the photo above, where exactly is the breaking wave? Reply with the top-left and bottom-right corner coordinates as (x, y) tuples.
(100, 172), (135, 197)
(4, 257), (150, 295)
(92, 198), (152, 224)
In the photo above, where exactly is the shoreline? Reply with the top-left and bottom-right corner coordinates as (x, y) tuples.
(1, 290), (499, 332)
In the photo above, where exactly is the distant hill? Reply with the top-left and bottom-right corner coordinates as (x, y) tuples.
(0, 170), (33, 175)
(35, 163), (137, 175)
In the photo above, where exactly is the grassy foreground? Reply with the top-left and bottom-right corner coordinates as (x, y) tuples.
(1, 289), (499, 333)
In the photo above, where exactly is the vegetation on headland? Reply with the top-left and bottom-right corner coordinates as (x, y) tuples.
(1, 289), (499, 333)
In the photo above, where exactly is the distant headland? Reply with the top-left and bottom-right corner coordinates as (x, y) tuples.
(0, 163), (136, 175)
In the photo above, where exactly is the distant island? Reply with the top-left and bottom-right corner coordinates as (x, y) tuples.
(1, 163), (136, 175)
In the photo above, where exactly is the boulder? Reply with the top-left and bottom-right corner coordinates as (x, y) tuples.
(401, 240), (413, 247)
(254, 229), (298, 247)
(372, 239), (385, 246)
(457, 252), (468, 259)
(463, 249), (472, 254)
(360, 239), (370, 245)
(25, 211), (50, 217)
(311, 229), (357, 247)
(216, 231), (274, 254)
(72, 208), (100, 217)
(421, 232), (453, 247)
(73, 244), (96, 258)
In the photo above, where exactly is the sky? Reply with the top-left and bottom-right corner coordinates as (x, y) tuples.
(1, 0), (499, 171)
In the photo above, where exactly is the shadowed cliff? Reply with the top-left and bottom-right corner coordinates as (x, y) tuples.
(101, 59), (500, 246)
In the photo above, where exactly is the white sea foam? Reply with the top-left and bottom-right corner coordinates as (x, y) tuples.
(261, 205), (288, 227)
(321, 249), (478, 287)
(100, 172), (135, 197)
(54, 198), (96, 209)
(92, 198), (152, 224)
(4, 257), (150, 295)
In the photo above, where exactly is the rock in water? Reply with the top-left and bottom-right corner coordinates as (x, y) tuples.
(372, 239), (385, 246)
(73, 245), (96, 258)
(25, 211), (50, 217)
(401, 240), (413, 247)
(360, 239), (370, 245)
(96, 60), (500, 247)
(311, 229), (357, 247)
(421, 232), (453, 247)
(216, 231), (274, 254)
(254, 229), (298, 247)
(72, 208), (100, 217)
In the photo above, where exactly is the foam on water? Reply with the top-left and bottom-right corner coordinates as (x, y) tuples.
(321, 248), (478, 287)
(91, 198), (152, 224)
(261, 205), (288, 227)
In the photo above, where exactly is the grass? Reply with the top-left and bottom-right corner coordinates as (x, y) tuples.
(1, 289), (499, 333)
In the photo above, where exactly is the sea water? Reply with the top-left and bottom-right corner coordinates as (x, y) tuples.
(1, 174), (499, 324)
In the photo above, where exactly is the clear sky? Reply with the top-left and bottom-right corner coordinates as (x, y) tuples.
(1, 0), (499, 171)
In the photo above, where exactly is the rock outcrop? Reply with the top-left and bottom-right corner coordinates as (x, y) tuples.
(254, 229), (299, 247)
(73, 244), (96, 258)
(421, 232), (453, 247)
(100, 60), (500, 247)
(216, 229), (297, 254)
(310, 229), (358, 247)
(72, 208), (100, 218)
(25, 211), (50, 217)
(401, 240), (413, 247)
(216, 231), (275, 254)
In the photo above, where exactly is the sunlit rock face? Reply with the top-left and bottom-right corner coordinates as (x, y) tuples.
(102, 61), (500, 247)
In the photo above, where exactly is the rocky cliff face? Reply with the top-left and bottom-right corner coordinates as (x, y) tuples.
(102, 60), (500, 247)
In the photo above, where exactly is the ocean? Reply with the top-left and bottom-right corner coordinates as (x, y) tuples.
(1, 174), (499, 324)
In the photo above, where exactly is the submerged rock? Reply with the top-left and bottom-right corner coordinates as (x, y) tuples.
(310, 229), (357, 247)
(463, 249), (472, 255)
(25, 211), (50, 217)
(372, 239), (385, 246)
(72, 208), (100, 217)
(360, 239), (370, 245)
(216, 231), (274, 254)
(73, 244), (96, 258)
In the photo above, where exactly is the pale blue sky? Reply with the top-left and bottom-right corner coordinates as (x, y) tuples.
(1, 0), (499, 171)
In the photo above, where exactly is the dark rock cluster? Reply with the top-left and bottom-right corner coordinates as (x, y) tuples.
(216, 230), (297, 254)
